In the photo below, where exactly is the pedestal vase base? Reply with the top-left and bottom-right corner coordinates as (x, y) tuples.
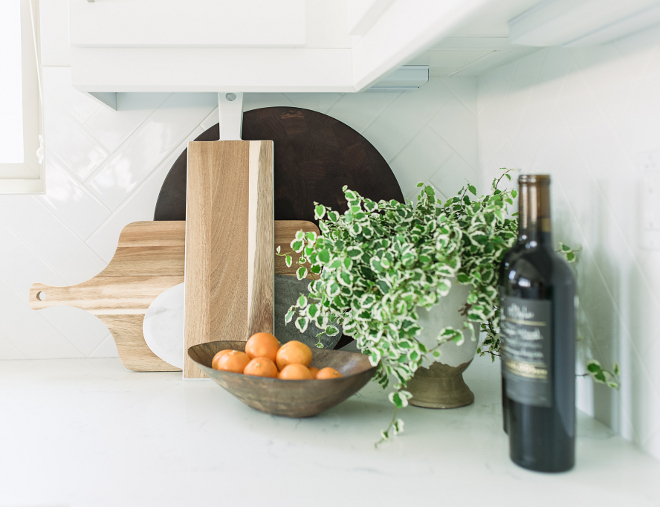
(407, 360), (474, 409)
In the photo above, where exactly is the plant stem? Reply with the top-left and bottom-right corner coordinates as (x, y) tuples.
(375, 406), (399, 448)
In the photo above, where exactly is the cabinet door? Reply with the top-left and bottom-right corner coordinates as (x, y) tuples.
(69, 0), (306, 48)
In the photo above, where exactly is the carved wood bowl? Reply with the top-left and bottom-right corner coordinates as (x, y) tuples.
(188, 341), (377, 418)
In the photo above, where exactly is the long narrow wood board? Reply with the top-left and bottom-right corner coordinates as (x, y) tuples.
(184, 140), (274, 378)
(29, 219), (318, 373)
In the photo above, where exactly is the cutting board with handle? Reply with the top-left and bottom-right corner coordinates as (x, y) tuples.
(29, 219), (319, 372)
(29, 221), (184, 372)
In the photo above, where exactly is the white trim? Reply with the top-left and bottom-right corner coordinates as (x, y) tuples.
(508, 0), (660, 47)
(0, 0), (45, 194)
(0, 177), (45, 195)
(71, 48), (355, 93)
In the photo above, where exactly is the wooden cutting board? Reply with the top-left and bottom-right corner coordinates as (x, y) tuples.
(29, 221), (184, 372)
(29, 219), (319, 373)
(184, 140), (274, 378)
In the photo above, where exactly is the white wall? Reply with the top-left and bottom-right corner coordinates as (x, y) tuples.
(0, 71), (478, 359)
(478, 26), (660, 460)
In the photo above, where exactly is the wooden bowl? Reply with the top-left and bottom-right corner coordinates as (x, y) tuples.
(188, 341), (377, 418)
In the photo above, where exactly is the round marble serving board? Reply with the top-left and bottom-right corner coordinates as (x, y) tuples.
(143, 283), (185, 369)
(274, 275), (342, 350)
(143, 276), (342, 366)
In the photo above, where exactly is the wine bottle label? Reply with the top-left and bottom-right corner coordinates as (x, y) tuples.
(501, 296), (552, 408)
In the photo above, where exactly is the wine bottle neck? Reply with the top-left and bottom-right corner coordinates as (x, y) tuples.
(519, 175), (552, 246)
(517, 182), (528, 241)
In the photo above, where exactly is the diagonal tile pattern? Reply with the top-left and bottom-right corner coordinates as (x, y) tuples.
(0, 68), (477, 364)
(478, 24), (660, 461)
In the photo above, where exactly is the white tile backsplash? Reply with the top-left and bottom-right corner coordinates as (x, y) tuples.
(84, 92), (171, 153)
(0, 74), (477, 366)
(86, 93), (218, 210)
(478, 24), (660, 460)
(38, 152), (112, 240)
(44, 96), (110, 181)
(362, 79), (455, 162)
(390, 126), (453, 198)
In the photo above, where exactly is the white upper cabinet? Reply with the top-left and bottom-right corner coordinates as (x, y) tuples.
(67, 0), (660, 95)
(69, 0), (306, 47)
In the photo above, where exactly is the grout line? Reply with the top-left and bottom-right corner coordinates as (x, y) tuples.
(506, 49), (549, 147)
(45, 98), (111, 181)
(567, 51), (638, 169)
(555, 86), (660, 317)
(45, 80), (102, 125)
(40, 151), (113, 216)
(553, 171), (660, 401)
(82, 92), (171, 152)
(81, 93), (174, 184)
(355, 91), (402, 134)
(82, 125), (206, 249)
(427, 115), (478, 172)
(88, 333), (115, 358)
(383, 85), (454, 165)
(320, 94), (343, 114)
(27, 196), (108, 284)
(83, 107), (212, 218)
(0, 217), (67, 293)
(562, 54), (660, 315)
(441, 77), (478, 118)
(448, 50), (499, 77)
(0, 276), (87, 358)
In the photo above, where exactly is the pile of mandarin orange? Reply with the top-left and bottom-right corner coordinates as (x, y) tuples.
(211, 332), (343, 380)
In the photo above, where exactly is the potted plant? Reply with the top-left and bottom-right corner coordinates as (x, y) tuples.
(281, 169), (518, 441)
(281, 169), (619, 443)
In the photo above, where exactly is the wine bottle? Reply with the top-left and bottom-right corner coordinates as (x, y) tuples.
(500, 175), (576, 472)
(498, 180), (529, 435)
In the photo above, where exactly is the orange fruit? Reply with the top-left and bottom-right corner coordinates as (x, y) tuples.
(316, 367), (342, 379)
(212, 349), (233, 370)
(215, 350), (250, 374)
(308, 366), (320, 378)
(275, 340), (312, 370)
(278, 363), (313, 380)
(244, 357), (278, 378)
(245, 332), (280, 362)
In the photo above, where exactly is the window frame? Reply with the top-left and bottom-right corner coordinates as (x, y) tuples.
(0, 0), (44, 194)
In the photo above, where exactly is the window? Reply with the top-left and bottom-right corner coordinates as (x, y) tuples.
(0, 0), (44, 194)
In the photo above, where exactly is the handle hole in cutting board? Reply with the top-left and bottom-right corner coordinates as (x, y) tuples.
(36, 291), (46, 301)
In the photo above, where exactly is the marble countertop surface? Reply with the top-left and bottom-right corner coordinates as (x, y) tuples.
(1, 355), (658, 507)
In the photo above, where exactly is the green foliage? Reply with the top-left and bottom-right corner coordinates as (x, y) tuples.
(284, 168), (518, 442)
(584, 360), (620, 389)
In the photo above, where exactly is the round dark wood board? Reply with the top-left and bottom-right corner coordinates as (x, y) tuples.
(154, 107), (403, 223)
(154, 107), (404, 348)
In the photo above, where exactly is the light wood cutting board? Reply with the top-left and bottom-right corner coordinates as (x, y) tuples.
(29, 219), (319, 373)
(184, 140), (274, 378)
(29, 221), (185, 372)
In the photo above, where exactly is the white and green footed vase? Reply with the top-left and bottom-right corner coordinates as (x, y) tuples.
(408, 283), (479, 409)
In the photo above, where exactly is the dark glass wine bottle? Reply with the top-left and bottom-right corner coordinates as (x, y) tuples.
(500, 175), (576, 472)
(498, 181), (529, 435)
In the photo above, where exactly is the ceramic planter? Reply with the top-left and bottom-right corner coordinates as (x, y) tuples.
(407, 283), (478, 409)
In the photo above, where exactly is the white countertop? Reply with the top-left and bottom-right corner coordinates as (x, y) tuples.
(1, 356), (658, 507)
